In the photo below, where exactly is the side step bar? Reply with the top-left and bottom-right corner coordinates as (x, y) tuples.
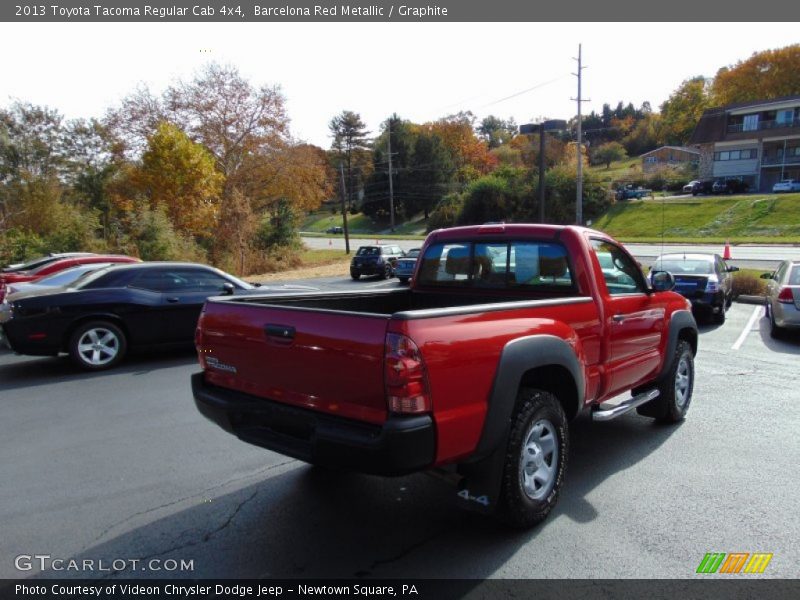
(592, 389), (660, 422)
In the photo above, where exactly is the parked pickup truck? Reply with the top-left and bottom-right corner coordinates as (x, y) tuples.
(192, 224), (697, 528)
(615, 184), (653, 200)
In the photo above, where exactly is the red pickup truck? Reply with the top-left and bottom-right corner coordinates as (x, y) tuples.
(192, 224), (697, 528)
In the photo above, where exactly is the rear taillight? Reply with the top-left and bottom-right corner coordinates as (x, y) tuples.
(195, 313), (206, 368)
(777, 287), (794, 303)
(385, 333), (430, 414)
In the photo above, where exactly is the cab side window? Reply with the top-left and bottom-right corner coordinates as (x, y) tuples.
(591, 239), (646, 295)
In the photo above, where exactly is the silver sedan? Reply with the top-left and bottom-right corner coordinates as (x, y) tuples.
(763, 260), (800, 337)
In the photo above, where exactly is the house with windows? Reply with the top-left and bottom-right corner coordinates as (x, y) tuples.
(689, 95), (800, 191)
(640, 146), (699, 174)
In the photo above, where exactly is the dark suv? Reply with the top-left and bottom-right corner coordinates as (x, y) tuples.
(712, 178), (749, 195)
(350, 245), (405, 280)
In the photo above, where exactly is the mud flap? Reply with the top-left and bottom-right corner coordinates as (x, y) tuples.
(455, 444), (507, 514)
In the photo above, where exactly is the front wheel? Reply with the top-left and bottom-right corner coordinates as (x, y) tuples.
(637, 340), (694, 422)
(350, 269), (361, 280)
(713, 304), (726, 324)
(496, 388), (568, 529)
(68, 320), (128, 371)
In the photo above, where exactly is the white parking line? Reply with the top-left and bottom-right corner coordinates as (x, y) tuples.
(732, 305), (765, 350)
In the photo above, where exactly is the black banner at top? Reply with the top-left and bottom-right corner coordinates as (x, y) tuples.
(3, 0), (800, 22)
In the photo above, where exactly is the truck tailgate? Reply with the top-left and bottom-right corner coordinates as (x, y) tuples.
(196, 300), (391, 425)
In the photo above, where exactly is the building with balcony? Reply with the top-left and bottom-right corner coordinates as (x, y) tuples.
(689, 95), (800, 191)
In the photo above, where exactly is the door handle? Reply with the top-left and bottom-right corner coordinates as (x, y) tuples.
(166, 297), (180, 303)
(612, 314), (626, 323)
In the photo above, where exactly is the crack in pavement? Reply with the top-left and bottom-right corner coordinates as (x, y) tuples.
(354, 526), (455, 577)
(98, 488), (261, 580)
(83, 459), (296, 551)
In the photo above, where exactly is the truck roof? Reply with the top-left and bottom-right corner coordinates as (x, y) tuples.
(427, 223), (609, 242)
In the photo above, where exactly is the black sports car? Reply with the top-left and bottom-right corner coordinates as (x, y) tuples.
(0, 262), (313, 370)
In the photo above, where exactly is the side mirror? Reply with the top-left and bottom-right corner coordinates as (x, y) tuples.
(651, 270), (675, 292)
(759, 272), (773, 280)
(222, 282), (236, 295)
(726, 265), (739, 272)
(248, 282), (263, 288)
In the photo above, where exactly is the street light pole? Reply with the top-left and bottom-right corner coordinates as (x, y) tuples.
(520, 120), (567, 224)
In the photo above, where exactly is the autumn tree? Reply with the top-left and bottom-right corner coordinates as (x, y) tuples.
(106, 64), (303, 266)
(592, 141), (628, 168)
(329, 110), (371, 211)
(660, 77), (710, 145)
(126, 122), (223, 238)
(429, 112), (496, 182)
(0, 103), (100, 253)
(711, 44), (800, 106)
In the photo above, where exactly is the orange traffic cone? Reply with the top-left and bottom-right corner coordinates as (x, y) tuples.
(723, 240), (731, 260)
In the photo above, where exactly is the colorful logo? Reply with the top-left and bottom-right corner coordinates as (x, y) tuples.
(696, 552), (773, 574)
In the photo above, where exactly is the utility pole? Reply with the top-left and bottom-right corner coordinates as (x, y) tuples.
(572, 43), (589, 225)
(387, 121), (395, 231)
(339, 162), (351, 254)
(538, 122), (546, 223)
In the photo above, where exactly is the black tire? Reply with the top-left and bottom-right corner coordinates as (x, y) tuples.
(713, 304), (726, 324)
(768, 305), (782, 339)
(350, 270), (360, 280)
(380, 264), (392, 280)
(636, 340), (694, 423)
(68, 320), (127, 371)
(398, 277), (409, 284)
(496, 388), (568, 529)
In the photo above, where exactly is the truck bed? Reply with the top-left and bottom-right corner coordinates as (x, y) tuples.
(212, 287), (581, 318)
(196, 287), (591, 428)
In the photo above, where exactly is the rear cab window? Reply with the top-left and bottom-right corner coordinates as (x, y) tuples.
(416, 240), (576, 292)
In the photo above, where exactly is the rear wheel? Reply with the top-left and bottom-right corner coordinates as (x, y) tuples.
(398, 277), (409, 284)
(637, 340), (694, 422)
(496, 388), (568, 529)
(768, 305), (783, 339)
(380, 264), (392, 279)
(68, 321), (127, 371)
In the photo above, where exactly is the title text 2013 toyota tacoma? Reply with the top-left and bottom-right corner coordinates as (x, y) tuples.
(192, 224), (697, 528)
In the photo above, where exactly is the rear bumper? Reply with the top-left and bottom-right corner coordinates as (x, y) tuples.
(684, 290), (725, 310)
(192, 373), (435, 476)
(350, 263), (386, 275)
(774, 302), (800, 329)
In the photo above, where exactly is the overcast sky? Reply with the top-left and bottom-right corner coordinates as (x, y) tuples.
(1, 22), (797, 147)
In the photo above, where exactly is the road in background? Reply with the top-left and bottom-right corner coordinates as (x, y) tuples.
(1, 303), (798, 579)
(302, 236), (800, 271)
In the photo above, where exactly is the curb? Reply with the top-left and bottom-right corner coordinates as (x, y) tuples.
(735, 295), (765, 305)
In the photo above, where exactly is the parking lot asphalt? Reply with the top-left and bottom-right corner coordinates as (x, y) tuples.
(0, 302), (798, 581)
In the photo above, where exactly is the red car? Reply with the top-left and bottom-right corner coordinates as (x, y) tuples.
(192, 224), (698, 528)
(0, 255), (140, 302)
